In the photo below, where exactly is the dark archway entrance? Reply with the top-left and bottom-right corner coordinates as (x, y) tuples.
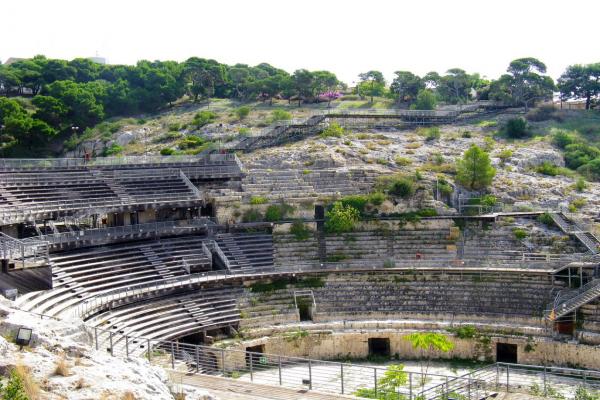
(245, 344), (265, 368)
(368, 338), (390, 358)
(496, 343), (518, 363)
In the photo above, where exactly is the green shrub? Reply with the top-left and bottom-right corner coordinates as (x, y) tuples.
(513, 228), (527, 240)
(537, 212), (555, 227)
(265, 203), (294, 222)
(368, 192), (386, 206)
(413, 89), (437, 110)
(437, 178), (454, 195)
(178, 135), (206, 149)
(497, 149), (513, 164)
(320, 122), (345, 138)
(242, 209), (263, 223)
(480, 194), (497, 207)
(565, 143), (600, 169)
(192, 110), (217, 128)
(325, 202), (360, 233)
(153, 131), (183, 143)
(235, 106), (251, 120)
(238, 127), (250, 136)
(424, 127), (441, 141)
(417, 208), (438, 217)
(461, 131), (472, 138)
(449, 325), (478, 339)
(249, 196), (268, 205)
(577, 158), (600, 181)
(575, 177), (587, 192)
(168, 122), (181, 131)
(339, 195), (369, 214)
(295, 277), (325, 288)
(103, 144), (123, 156)
(389, 178), (415, 198)
(270, 109), (291, 122)
(290, 220), (311, 241)
(0, 368), (29, 400)
(504, 117), (528, 138)
(552, 129), (577, 149)
(250, 278), (289, 293)
(535, 161), (560, 176)
(160, 147), (175, 155)
(395, 156), (412, 166)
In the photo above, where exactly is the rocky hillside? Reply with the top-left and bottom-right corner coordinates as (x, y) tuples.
(0, 299), (215, 400)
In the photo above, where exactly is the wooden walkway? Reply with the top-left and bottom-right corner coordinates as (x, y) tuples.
(170, 371), (356, 400)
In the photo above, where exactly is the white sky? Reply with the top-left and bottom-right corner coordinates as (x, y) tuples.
(2, 0), (599, 84)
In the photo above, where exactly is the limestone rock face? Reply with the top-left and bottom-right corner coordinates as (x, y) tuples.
(115, 131), (137, 146)
(511, 147), (565, 168)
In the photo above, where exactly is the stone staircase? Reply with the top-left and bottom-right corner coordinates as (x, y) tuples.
(551, 213), (600, 254)
(547, 278), (600, 320)
(215, 233), (253, 273)
(140, 245), (177, 281)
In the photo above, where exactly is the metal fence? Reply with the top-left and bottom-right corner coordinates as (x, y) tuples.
(87, 325), (600, 400)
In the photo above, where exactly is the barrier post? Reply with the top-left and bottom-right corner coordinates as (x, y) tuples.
(147, 339), (151, 362)
(278, 356), (282, 386)
(196, 346), (200, 373)
(109, 331), (113, 356)
(94, 327), (98, 351)
(506, 364), (510, 393)
(170, 342), (175, 369)
(308, 359), (312, 390)
(374, 368), (377, 396)
(409, 372), (412, 399)
(543, 366), (547, 396)
(221, 349), (225, 375)
(125, 335), (129, 358)
(250, 352), (253, 382)
(340, 363), (344, 394)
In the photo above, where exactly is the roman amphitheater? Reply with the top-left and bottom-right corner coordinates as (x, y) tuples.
(2, 107), (600, 399)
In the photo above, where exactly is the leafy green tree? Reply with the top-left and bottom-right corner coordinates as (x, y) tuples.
(293, 69), (315, 106)
(438, 68), (472, 104)
(558, 63), (600, 110)
(456, 144), (496, 190)
(68, 58), (101, 82)
(358, 70), (386, 103)
(32, 95), (68, 126)
(490, 58), (555, 109)
(324, 202), (360, 233)
(354, 364), (409, 399)
(404, 332), (454, 384)
(183, 57), (226, 104)
(9, 58), (44, 95)
(390, 71), (424, 104)
(45, 80), (105, 127)
(504, 117), (528, 138)
(0, 65), (21, 96)
(412, 89), (437, 110)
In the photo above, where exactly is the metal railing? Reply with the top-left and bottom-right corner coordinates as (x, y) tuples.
(0, 232), (49, 267)
(212, 241), (232, 272)
(21, 219), (213, 248)
(0, 153), (241, 170)
(86, 324), (600, 400)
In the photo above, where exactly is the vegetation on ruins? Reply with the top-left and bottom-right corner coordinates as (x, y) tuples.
(388, 177), (415, 198)
(320, 122), (345, 138)
(264, 203), (294, 222)
(0, 368), (29, 400)
(354, 364), (409, 400)
(455, 144), (496, 190)
(324, 202), (360, 233)
(513, 228), (528, 240)
(404, 332), (455, 385)
(503, 117), (529, 139)
(289, 220), (312, 241)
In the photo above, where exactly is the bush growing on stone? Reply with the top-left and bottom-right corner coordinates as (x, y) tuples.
(535, 161), (560, 176)
(103, 143), (123, 156)
(564, 143), (600, 170)
(552, 129), (577, 149)
(537, 212), (555, 227)
(525, 104), (559, 122)
(513, 228), (527, 240)
(504, 117), (529, 138)
(367, 192), (386, 206)
(290, 220), (311, 241)
(178, 135), (206, 149)
(192, 110), (217, 128)
(242, 209), (263, 223)
(0, 368), (29, 400)
(235, 106), (251, 120)
(325, 202), (360, 234)
(394, 156), (412, 166)
(160, 147), (175, 155)
(497, 149), (513, 164)
(249, 196), (268, 205)
(412, 89), (437, 110)
(388, 178), (415, 198)
(265, 203), (294, 222)
(320, 122), (345, 138)
(270, 109), (291, 122)
(424, 127), (441, 142)
(575, 177), (587, 192)
(238, 127), (250, 136)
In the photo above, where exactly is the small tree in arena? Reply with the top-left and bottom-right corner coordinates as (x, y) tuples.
(404, 332), (454, 385)
(354, 364), (409, 399)
(324, 202), (360, 233)
(456, 144), (496, 190)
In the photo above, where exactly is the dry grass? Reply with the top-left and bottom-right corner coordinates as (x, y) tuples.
(54, 356), (71, 377)
(15, 363), (41, 400)
(122, 391), (137, 400)
(74, 377), (88, 390)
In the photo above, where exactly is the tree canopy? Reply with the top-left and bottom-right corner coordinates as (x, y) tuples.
(456, 144), (496, 190)
(558, 63), (600, 109)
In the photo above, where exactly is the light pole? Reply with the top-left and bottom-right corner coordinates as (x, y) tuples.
(0, 124), (5, 157)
